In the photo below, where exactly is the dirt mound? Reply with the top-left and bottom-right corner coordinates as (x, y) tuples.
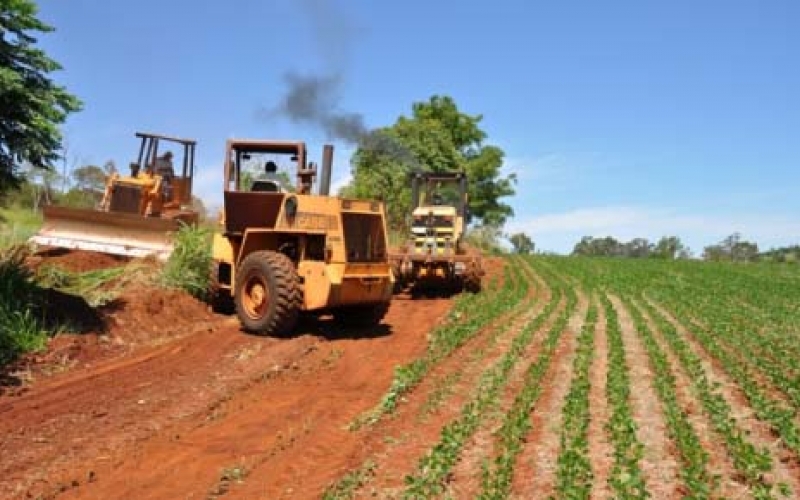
(101, 284), (215, 345)
(4, 285), (216, 392)
(27, 248), (130, 273)
(5, 248), (216, 387)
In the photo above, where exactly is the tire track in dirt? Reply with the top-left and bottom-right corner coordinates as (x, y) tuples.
(441, 270), (564, 498)
(615, 296), (753, 499)
(508, 288), (589, 499)
(641, 298), (800, 497)
(586, 296), (614, 500)
(48, 296), (454, 500)
(609, 295), (681, 499)
(333, 263), (550, 498)
(0, 317), (264, 499)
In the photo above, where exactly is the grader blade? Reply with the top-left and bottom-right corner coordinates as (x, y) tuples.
(30, 205), (181, 260)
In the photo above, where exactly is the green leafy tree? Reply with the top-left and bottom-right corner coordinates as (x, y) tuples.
(508, 232), (535, 254)
(464, 223), (506, 255)
(58, 160), (115, 208)
(760, 244), (800, 263)
(653, 236), (690, 259)
(0, 0), (82, 192)
(624, 238), (653, 258)
(345, 95), (516, 231)
(572, 236), (625, 257)
(71, 164), (107, 192)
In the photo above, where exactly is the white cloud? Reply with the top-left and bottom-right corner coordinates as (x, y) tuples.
(507, 206), (800, 255)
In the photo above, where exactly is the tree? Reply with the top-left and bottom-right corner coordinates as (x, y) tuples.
(21, 160), (63, 211)
(653, 236), (690, 259)
(345, 95), (516, 231)
(464, 223), (505, 255)
(0, 0), (82, 192)
(703, 233), (759, 262)
(71, 164), (107, 192)
(624, 238), (653, 258)
(509, 232), (535, 254)
(572, 236), (625, 257)
(760, 244), (800, 264)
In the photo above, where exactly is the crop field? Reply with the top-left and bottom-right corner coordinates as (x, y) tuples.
(2, 253), (800, 499)
(324, 256), (800, 500)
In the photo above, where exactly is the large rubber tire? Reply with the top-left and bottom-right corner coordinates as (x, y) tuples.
(234, 251), (302, 335)
(332, 302), (391, 328)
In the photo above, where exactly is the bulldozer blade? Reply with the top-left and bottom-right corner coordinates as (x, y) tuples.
(29, 206), (182, 260)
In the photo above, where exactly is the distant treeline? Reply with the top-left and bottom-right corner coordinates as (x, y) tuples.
(759, 245), (800, 263)
(571, 233), (797, 263)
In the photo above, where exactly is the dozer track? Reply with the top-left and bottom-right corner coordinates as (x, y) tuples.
(30, 205), (183, 260)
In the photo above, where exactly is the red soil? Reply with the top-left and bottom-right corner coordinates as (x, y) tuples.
(0, 250), (483, 500)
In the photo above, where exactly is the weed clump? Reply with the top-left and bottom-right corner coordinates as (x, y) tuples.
(160, 223), (213, 300)
(0, 246), (48, 365)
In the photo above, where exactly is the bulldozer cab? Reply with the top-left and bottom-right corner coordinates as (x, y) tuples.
(30, 132), (200, 260)
(129, 132), (197, 207)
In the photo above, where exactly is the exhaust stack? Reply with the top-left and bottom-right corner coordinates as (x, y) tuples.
(319, 144), (334, 196)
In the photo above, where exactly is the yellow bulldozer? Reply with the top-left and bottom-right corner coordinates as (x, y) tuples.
(390, 171), (483, 295)
(209, 139), (394, 335)
(30, 132), (199, 260)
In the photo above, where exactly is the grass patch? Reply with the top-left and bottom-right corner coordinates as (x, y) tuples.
(0, 246), (49, 366)
(0, 206), (42, 249)
(35, 264), (131, 307)
(161, 223), (213, 300)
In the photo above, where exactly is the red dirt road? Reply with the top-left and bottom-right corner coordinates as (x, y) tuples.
(0, 252), (464, 500)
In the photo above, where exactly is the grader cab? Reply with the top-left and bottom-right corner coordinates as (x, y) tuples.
(390, 171), (483, 295)
(210, 140), (394, 335)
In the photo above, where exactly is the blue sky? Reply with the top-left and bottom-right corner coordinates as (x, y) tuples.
(37, 0), (799, 254)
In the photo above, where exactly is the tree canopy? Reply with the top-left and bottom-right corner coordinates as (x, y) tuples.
(0, 0), (81, 191)
(343, 95), (516, 231)
(509, 232), (535, 254)
(703, 233), (759, 262)
(572, 235), (691, 259)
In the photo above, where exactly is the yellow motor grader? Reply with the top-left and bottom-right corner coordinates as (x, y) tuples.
(30, 132), (199, 260)
(390, 171), (483, 295)
(210, 139), (394, 336)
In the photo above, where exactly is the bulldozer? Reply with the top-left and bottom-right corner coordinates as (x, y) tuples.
(210, 139), (394, 336)
(389, 171), (483, 295)
(30, 132), (199, 260)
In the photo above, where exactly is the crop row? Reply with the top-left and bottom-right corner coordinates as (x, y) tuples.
(553, 298), (598, 499)
(622, 296), (716, 497)
(351, 259), (530, 429)
(649, 295), (800, 460)
(477, 282), (578, 499)
(633, 299), (780, 499)
(402, 265), (566, 498)
(652, 283), (800, 413)
(416, 266), (550, 419)
(599, 294), (648, 500)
